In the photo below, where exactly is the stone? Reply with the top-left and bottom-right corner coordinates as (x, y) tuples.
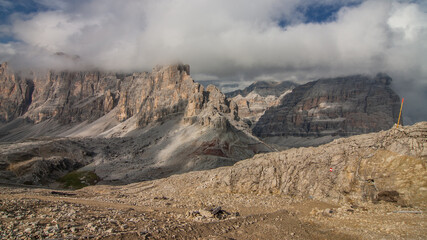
(198, 209), (212, 219)
(322, 208), (334, 217)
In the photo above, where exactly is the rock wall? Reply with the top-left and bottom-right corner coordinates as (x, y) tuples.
(0, 62), (121, 124)
(226, 81), (297, 98)
(252, 74), (401, 137)
(226, 81), (296, 126)
(0, 62), (237, 131)
(0, 62), (34, 122)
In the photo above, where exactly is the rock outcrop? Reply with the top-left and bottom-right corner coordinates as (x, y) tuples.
(0, 63), (125, 125)
(226, 81), (297, 98)
(0, 138), (96, 185)
(0, 62), (35, 122)
(140, 122), (427, 206)
(252, 74), (401, 137)
(226, 81), (296, 126)
(0, 63), (239, 137)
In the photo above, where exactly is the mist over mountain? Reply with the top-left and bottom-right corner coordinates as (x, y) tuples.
(0, 0), (426, 122)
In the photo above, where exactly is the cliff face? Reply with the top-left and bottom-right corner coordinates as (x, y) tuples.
(252, 74), (401, 138)
(226, 81), (297, 98)
(226, 81), (296, 125)
(0, 62), (34, 122)
(0, 62), (122, 124)
(0, 63), (236, 131)
(0, 62), (269, 185)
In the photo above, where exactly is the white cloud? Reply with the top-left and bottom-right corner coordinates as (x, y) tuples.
(0, 43), (15, 55)
(0, 0), (426, 121)
(12, 11), (86, 51)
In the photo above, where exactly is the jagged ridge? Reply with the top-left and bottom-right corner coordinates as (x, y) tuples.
(0, 63), (240, 139)
(0, 62), (270, 185)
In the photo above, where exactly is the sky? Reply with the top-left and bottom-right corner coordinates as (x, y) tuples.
(0, 0), (426, 123)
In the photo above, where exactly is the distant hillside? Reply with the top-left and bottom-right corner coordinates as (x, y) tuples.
(226, 81), (297, 98)
(252, 74), (401, 138)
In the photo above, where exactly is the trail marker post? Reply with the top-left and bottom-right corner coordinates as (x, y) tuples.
(397, 98), (404, 128)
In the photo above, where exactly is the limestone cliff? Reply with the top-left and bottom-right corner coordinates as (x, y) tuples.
(0, 62), (238, 134)
(226, 81), (296, 126)
(252, 74), (401, 138)
(1, 62), (120, 124)
(226, 81), (297, 98)
(0, 62), (35, 122)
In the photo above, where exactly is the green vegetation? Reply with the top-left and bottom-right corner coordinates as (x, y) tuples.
(58, 171), (100, 189)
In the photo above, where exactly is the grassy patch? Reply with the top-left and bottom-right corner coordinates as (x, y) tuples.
(58, 171), (100, 189)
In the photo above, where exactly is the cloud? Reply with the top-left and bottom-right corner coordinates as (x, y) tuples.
(0, 0), (13, 9)
(0, 0), (426, 122)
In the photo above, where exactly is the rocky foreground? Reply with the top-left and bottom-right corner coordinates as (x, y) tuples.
(1, 122), (426, 239)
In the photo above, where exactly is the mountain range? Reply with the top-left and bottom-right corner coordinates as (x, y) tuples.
(0, 62), (401, 186)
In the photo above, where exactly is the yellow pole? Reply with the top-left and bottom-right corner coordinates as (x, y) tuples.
(397, 98), (404, 128)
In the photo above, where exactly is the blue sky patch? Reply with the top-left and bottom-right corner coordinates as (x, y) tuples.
(0, 0), (51, 43)
(278, 1), (363, 28)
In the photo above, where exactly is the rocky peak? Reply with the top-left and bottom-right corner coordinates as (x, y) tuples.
(132, 64), (198, 127)
(226, 80), (297, 98)
(0, 62), (35, 123)
(227, 80), (296, 126)
(374, 73), (392, 85)
(183, 84), (239, 130)
(0, 62), (7, 74)
(177, 64), (190, 75)
(152, 64), (190, 75)
(205, 85), (229, 112)
(0, 63), (243, 137)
